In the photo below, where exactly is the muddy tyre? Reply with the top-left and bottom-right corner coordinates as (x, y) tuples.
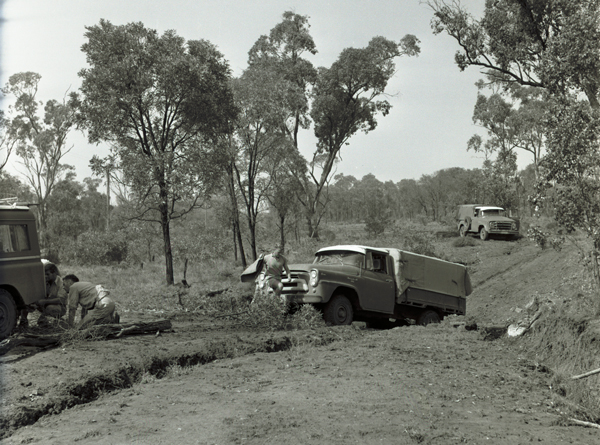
(479, 227), (489, 241)
(323, 294), (353, 326)
(0, 289), (17, 340)
(417, 310), (440, 326)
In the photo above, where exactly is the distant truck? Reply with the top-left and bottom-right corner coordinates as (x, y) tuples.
(247, 245), (472, 327)
(457, 204), (519, 240)
(0, 204), (46, 339)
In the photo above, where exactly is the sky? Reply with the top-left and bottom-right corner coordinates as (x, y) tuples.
(0, 0), (512, 186)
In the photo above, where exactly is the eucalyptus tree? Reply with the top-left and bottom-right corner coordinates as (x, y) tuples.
(469, 85), (547, 181)
(230, 11), (317, 259)
(230, 65), (295, 260)
(247, 11), (318, 149)
(302, 35), (420, 237)
(264, 149), (306, 250)
(428, 0), (600, 105)
(0, 110), (17, 171)
(73, 20), (237, 284)
(1, 72), (75, 245)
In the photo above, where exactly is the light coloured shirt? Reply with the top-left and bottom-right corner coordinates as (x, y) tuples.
(67, 281), (98, 312)
(263, 253), (290, 280)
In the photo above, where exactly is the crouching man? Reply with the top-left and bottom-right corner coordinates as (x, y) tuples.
(63, 274), (120, 329)
(36, 262), (68, 326)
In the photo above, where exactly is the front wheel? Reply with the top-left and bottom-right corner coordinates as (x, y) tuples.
(417, 310), (440, 326)
(323, 294), (353, 326)
(0, 289), (17, 339)
(479, 227), (489, 241)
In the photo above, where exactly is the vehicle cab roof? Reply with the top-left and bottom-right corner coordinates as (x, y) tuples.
(315, 245), (389, 255)
(0, 205), (31, 211)
(476, 206), (505, 211)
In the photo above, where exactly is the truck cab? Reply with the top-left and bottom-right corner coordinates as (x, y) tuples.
(0, 204), (46, 339)
(457, 204), (519, 240)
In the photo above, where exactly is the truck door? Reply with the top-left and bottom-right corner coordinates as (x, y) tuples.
(357, 252), (395, 313)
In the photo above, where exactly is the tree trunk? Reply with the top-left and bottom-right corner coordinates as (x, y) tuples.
(248, 218), (258, 261)
(593, 243), (600, 316)
(279, 214), (286, 251)
(157, 172), (174, 285)
(232, 220), (238, 262)
(161, 206), (174, 285)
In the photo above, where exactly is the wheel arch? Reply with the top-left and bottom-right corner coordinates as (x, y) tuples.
(330, 286), (359, 311)
(0, 286), (24, 309)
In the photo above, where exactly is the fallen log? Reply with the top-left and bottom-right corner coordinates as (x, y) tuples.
(86, 320), (172, 338)
(569, 418), (600, 430)
(0, 336), (61, 355)
(571, 367), (600, 380)
(0, 319), (172, 356)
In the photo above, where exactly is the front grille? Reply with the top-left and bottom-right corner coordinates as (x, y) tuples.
(491, 222), (515, 231)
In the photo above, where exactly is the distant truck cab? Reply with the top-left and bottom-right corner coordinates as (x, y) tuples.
(457, 204), (519, 240)
(0, 203), (46, 339)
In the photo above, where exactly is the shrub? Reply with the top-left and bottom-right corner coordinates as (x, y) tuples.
(61, 230), (128, 265)
(287, 304), (326, 330)
(403, 232), (437, 257)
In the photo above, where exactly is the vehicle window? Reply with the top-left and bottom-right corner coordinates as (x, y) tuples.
(481, 209), (505, 217)
(0, 224), (31, 252)
(370, 253), (387, 274)
(314, 252), (364, 267)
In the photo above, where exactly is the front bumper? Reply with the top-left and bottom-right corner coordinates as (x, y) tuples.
(281, 278), (325, 304)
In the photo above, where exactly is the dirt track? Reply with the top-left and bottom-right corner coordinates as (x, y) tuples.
(2, 238), (599, 444)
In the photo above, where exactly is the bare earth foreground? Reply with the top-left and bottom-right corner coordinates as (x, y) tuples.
(1, 239), (599, 444)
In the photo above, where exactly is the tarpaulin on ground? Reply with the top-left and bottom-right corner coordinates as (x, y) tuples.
(387, 249), (472, 299)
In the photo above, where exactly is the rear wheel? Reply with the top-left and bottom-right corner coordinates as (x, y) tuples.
(323, 294), (353, 326)
(417, 309), (440, 326)
(459, 225), (467, 237)
(0, 289), (17, 339)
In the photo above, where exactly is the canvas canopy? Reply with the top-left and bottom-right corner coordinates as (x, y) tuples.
(387, 249), (472, 299)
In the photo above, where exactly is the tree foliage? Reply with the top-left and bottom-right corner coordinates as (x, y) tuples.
(300, 34), (420, 237)
(73, 20), (237, 284)
(429, 0), (600, 106)
(229, 64), (296, 260)
(1, 72), (75, 244)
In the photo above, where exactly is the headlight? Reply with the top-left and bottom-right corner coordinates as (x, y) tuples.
(512, 222), (518, 231)
(490, 221), (497, 229)
(310, 269), (319, 287)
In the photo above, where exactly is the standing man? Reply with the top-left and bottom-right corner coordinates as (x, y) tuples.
(63, 274), (120, 329)
(36, 263), (68, 326)
(263, 245), (291, 297)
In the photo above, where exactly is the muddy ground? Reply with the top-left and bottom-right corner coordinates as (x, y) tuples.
(2, 237), (599, 444)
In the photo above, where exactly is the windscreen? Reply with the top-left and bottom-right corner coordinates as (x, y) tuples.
(313, 251), (364, 267)
(481, 209), (505, 217)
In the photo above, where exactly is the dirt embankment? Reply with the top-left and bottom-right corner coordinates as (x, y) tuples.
(1, 237), (599, 444)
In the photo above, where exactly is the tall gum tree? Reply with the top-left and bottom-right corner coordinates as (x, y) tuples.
(73, 20), (237, 284)
(2, 72), (75, 245)
(303, 35), (420, 237)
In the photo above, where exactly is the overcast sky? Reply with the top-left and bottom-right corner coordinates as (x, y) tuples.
(0, 0), (513, 186)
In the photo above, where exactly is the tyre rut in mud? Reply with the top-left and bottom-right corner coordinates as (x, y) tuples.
(1, 330), (356, 440)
